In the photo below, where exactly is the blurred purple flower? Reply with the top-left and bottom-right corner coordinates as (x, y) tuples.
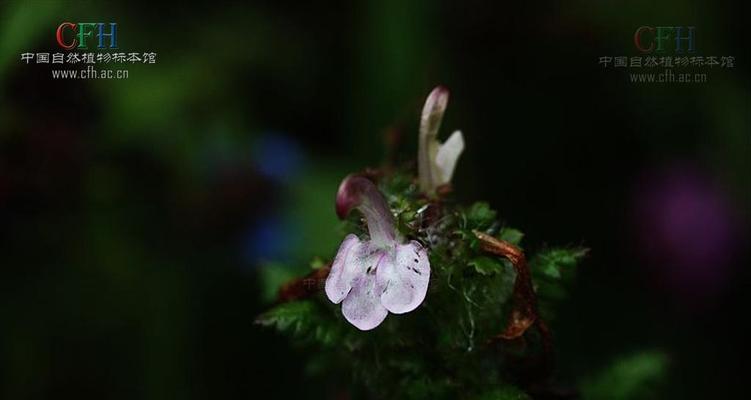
(634, 165), (741, 299)
(241, 215), (299, 264)
(252, 133), (304, 182)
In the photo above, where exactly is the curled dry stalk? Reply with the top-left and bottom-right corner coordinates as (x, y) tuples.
(472, 230), (554, 369)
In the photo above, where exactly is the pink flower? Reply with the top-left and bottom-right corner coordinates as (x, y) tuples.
(326, 175), (431, 330)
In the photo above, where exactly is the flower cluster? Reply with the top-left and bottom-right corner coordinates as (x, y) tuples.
(325, 86), (465, 330)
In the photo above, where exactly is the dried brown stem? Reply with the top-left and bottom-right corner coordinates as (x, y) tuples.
(472, 230), (553, 362)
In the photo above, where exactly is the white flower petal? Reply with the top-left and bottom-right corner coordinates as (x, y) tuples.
(377, 241), (431, 314)
(434, 130), (464, 185)
(325, 234), (365, 304)
(341, 267), (389, 331)
(418, 87), (449, 194)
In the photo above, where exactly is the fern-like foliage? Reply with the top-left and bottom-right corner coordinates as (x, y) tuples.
(258, 170), (589, 399)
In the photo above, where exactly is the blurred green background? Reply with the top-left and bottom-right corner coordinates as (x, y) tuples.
(1, 0), (748, 398)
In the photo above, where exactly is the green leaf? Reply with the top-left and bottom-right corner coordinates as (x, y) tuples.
(498, 227), (524, 246)
(531, 247), (588, 280)
(472, 385), (531, 400)
(256, 300), (316, 331)
(530, 247), (587, 320)
(469, 256), (504, 276)
(309, 256), (327, 270)
(466, 202), (497, 229)
(256, 300), (343, 346)
(403, 376), (452, 399)
(580, 351), (668, 400)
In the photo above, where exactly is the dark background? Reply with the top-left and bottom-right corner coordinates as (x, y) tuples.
(1, 0), (748, 398)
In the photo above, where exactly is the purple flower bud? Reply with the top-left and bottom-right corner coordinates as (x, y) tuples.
(418, 86), (465, 195)
(335, 174), (397, 248)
